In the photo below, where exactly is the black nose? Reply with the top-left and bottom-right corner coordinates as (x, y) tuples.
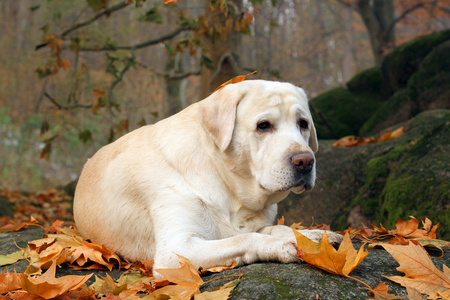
(290, 152), (314, 172)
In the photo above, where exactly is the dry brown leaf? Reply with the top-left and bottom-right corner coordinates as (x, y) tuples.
(382, 241), (450, 299)
(0, 216), (40, 233)
(213, 71), (257, 93)
(0, 270), (22, 294)
(18, 261), (92, 299)
(332, 126), (404, 147)
(152, 255), (203, 300)
(44, 220), (64, 234)
(366, 282), (405, 300)
(293, 230), (368, 276)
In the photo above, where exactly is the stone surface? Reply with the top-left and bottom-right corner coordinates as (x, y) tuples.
(1, 228), (449, 299)
(279, 110), (450, 240)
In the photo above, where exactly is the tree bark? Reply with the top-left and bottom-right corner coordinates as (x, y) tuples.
(355, 0), (395, 65)
(200, 0), (243, 97)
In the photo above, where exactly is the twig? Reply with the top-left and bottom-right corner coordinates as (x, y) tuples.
(35, 1), (131, 50)
(78, 26), (193, 52)
(44, 92), (91, 110)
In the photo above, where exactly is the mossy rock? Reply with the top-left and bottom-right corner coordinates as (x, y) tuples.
(279, 110), (450, 240)
(310, 87), (384, 139)
(408, 40), (450, 111)
(346, 66), (383, 95)
(358, 88), (417, 136)
(381, 29), (450, 96)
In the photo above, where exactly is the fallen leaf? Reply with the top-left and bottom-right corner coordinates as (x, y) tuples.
(0, 270), (22, 294)
(332, 126), (404, 147)
(0, 250), (27, 266)
(382, 241), (450, 299)
(18, 261), (92, 299)
(44, 220), (64, 234)
(0, 216), (40, 233)
(201, 260), (236, 274)
(153, 255), (203, 300)
(213, 71), (257, 93)
(366, 282), (405, 300)
(164, 0), (179, 3)
(293, 230), (368, 276)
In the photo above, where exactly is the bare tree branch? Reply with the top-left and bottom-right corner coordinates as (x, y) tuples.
(61, 1), (130, 38)
(36, 1), (130, 50)
(384, 2), (428, 41)
(44, 92), (91, 110)
(78, 26), (193, 52)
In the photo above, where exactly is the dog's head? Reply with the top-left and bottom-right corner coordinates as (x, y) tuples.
(198, 80), (318, 197)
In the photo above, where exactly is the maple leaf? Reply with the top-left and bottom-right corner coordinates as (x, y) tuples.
(44, 220), (64, 234)
(152, 255), (203, 300)
(293, 230), (368, 276)
(18, 261), (92, 299)
(382, 241), (450, 299)
(366, 282), (405, 300)
(213, 70), (257, 93)
(375, 216), (439, 240)
(0, 216), (40, 233)
(0, 270), (22, 294)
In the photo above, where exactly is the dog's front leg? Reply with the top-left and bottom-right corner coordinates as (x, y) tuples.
(260, 225), (343, 244)
(152, 232), (300, 277)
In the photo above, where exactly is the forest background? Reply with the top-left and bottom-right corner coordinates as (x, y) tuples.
(0, 0), (449, 191)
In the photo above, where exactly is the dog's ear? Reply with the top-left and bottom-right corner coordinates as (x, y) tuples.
(296, 86), (318, 153)
(197, 85), (246, 152)
(309, 122), (319, 153)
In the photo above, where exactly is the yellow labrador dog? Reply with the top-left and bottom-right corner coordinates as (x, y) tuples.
(74, 80), (342, 274)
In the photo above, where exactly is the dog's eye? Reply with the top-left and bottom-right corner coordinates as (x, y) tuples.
(257, 121), (272, 132)
(299, 119), (309, 130)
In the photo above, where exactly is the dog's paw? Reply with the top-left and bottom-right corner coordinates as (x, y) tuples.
(297, 229), (343, 245)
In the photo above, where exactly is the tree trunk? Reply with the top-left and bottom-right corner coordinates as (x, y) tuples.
(355, 0), (395, 65)
(200, 0), (243, 97)
(165, 53), (188, 117)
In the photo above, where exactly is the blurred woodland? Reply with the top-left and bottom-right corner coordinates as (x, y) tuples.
(0, 0), (449, 191)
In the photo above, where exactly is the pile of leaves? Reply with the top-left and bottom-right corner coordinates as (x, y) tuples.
(0, 188), (74, 228)
(1, 216), (449, 299)
(0, 218), (240, 299)
(332, 126), (404, 147)
(292, 216), (450, 299)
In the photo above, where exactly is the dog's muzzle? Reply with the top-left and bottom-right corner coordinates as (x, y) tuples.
(290, 151), (315, 191)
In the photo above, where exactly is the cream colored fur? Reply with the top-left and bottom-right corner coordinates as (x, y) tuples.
(73, 80), (342, 275)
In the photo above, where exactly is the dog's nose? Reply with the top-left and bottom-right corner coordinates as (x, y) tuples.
(291, 152), (314, 172)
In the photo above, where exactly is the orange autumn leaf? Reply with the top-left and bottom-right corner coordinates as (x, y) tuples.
(0, 271), (22, 294)
(213, 70), (257, 93)
(367, 282), (405, 300)
(382, 241), (450, 299)
(293, 230), (368, 276)
(374, 216), (439, 240)
(0, 216), (40, 233)
(153, 254), (203, 300)
(44, 220), (64, 234)
(164, 0), (179, 3)
(332, 126), (404, 147)
(18, 261), (92, 299)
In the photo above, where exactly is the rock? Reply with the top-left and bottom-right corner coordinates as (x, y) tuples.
(2, 228), (450, 299)
(381, 29), (450, 96)
(310, 87), (384, 139)
(279, 110), (450, 240)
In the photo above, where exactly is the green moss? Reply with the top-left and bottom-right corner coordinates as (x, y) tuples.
(351, 145), (408, 216)
(310, 87), (384, 139)
(382, 29), (450, 92)
(358, 88), (416, 136)
(346, 66), (383, 95)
